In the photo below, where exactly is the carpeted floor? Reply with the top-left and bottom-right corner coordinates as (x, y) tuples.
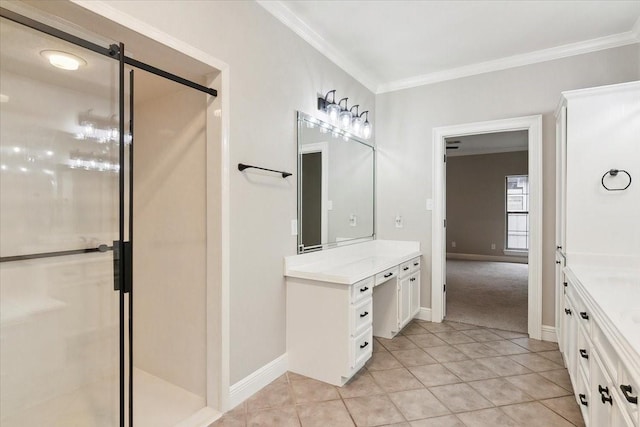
(445, 259), (528, 333)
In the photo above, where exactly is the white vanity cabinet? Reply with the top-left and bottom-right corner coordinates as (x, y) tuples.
(561, 272), (640, 427)
(554, 81), (640, 427)
(285, 240), (421, 386)
(286, 276), (374, 386)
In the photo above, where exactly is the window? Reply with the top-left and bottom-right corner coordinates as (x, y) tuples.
(506, 175), (529, 251)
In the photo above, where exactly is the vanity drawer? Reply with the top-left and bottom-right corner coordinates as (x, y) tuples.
(375, 267), (398, 286)
(577, 325), (592, 382)
(566, 281), (591, 333)
(409, 257), (421, 273)
(399, 261), (412, 278)
(618, 361), (639, 422)
(351, 277), (374, 304)
(349, 327), (373, 370)
(350, 297), (373, 337)
(576, 367), (590, 424)
(399, 257), (421, 278)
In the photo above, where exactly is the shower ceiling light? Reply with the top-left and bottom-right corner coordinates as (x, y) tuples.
(40, 50), (87, 71)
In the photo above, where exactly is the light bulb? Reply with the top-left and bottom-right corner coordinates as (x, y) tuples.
(326, 103), (341, 123)
(352, 116), (363, 135)
(362, 121), (372, 139)
(339, 110), (352, 128)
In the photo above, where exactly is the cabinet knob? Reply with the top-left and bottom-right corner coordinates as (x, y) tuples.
(360, 311), (369, 318)
(557, 245), (562, 249)
(579, 394), (588, 406)
(360, 341), (369, 349)
(360, 286), (369, 292)
(564, 308), (572, 315)
(620, 385), (638, 404)
(555, 260), (561, 264)
(403, 266), (409, 271)
(579, 349), (588, 359)
(413, 262), (419, 266)
(580, 311), (589, 320)
(384, 272), (393, 278)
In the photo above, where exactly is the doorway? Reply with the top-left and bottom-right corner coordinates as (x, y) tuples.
(431, 115), (543, 339)
(0, 7), (222, 426)
(444, 132), (529, 332)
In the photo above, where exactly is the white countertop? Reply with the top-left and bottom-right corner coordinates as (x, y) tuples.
(284, 240), (421, 284)
(565, 261), (640, 372)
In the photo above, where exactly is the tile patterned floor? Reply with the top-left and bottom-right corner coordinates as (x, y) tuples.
(211, 320), (585, 427)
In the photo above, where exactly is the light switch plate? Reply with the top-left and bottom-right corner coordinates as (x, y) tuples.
(426, 199), (433, 210)
(395, 215), (403, 228)
(327, 200), (333, 210)
(291, 219), (298, 235)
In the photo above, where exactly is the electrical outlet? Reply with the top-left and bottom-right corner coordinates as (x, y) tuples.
(491, 243), (496, 250)
(349, 214), (357, 227)
(451, 241), (456, 248)
(395, 215), (403, 228)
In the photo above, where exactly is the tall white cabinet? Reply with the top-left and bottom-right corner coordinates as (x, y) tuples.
(555, 81), (640, 427)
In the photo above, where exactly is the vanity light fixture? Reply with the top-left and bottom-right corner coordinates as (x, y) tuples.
(317, 90), (372, 139)
(40, 50), (86, 71)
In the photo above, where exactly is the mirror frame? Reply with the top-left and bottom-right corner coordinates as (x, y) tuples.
(297, 111), (376, 253)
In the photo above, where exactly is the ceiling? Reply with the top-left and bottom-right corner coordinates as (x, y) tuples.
(445, 131), (527, 157)
(259, 1), (640, 93)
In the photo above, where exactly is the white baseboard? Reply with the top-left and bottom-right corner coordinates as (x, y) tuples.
(175, 407), (222, 427)
(541, 325), (558, 343)
(447, 252), (528, 264)
(229, 353), (288, 409)
(416, 307), (432, 322)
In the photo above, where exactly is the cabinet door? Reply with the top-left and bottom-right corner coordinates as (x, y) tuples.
(410, 272), (420, 317)
(398, 277), (411, 329)
(591, 351), (614, 427)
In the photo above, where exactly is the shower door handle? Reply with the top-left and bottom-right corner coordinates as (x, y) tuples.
(113, 240), (132, 293)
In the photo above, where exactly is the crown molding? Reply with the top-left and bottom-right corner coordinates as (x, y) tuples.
(256, 0), (379, 93)
(258, 1), (639, 95)
(377, 26), (640, 94)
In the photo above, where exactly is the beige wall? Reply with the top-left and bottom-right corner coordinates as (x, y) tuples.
(447, 151), (528, 257)
(133, 80), (207, 397)
(376, 44), (640, 326)
(92, 0), (375, 384)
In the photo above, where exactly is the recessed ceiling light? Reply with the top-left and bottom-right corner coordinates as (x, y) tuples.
(40, 50), (87, 71)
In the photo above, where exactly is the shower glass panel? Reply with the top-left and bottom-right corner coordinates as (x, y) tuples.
(0, 16), (123, 426)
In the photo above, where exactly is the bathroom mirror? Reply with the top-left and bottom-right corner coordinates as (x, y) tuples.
(297, 111), (375, 253)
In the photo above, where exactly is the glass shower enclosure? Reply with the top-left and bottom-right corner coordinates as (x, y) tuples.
(0, 10), (132, 426)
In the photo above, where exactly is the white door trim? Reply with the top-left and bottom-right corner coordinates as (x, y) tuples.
(300, 142), (329, 245)
(70, 0), (232, 414)
(431, 115), (543, 340)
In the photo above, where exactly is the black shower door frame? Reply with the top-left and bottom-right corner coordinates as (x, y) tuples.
(0, 8), (216, 426)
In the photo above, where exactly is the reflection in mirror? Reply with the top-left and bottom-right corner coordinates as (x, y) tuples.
(297, 112), (375, 253)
